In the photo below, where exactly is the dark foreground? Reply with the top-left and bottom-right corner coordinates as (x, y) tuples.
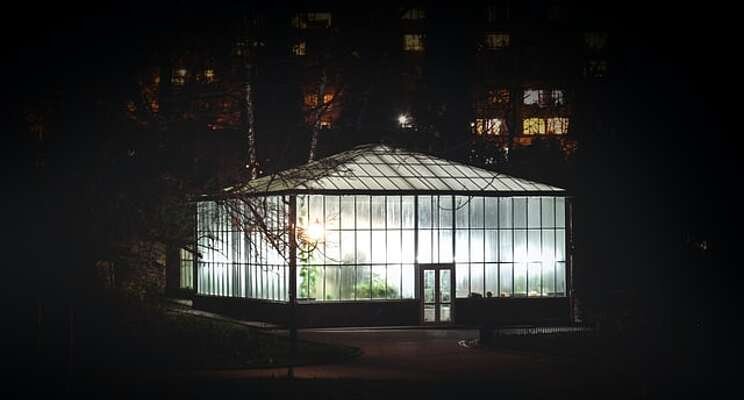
(21, 319), (717, 399)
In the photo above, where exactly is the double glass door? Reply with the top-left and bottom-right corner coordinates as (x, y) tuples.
(421, 264), (454, 324)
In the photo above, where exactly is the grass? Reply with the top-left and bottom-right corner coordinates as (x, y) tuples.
(72, 295), (359, 371)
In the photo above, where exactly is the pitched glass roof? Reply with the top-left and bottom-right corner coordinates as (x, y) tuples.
(238, 144), (565, 195)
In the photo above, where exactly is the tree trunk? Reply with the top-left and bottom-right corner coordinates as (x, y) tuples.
(243, 62), (258, 179)
(307, 70), (328, 163)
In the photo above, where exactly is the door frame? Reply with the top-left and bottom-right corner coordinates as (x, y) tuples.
(418, 263), (455, 325)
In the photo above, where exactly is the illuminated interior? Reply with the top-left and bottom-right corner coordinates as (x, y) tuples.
(192, 145), (568, 304)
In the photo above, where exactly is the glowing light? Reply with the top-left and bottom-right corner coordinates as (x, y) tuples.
(398, 114), (412, 128)
(305, 220), (325, 242)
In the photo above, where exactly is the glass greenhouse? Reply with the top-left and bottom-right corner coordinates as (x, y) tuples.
(190, 145), (573, 327)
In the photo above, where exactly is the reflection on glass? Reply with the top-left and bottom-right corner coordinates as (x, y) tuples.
(424, 270), (435, 302)
(440, 304), (451, 322)
(440, 269), (451, 303)
(424, 304), (436, 322)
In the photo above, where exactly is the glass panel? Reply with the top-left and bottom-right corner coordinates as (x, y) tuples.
(528, 262), (541, 297)
(341, 196), (355, 230)
(513, 197), (527, 228)
(485, 197), (498, 228)
(439, 229), (453, 262)
(541, 197), (555, 228)
(386, 196), (401, 229)
(356, 230), (371, 263)
(386, 230), (401, 263)
(514, 263), (527, 296)
(470, 230), (484, 262)
(434, 196), (450, 228)
(499, 263), (513, 297)
(402, 196), (415, 228)
(528, 197), (541, 228)
(371, 196), (386, 229)
(439, 269), (451, 303)
(325, 196), (340, 230)
(310, 195), (324, 226)
(418, 195), (432, 228)
(528, 230), (541, 261)
(325, 231), (340, 264)
(356, 265), (371, 300)
(499, 198), (512, 229)
(324, 265), (339, 300)
(296, 196), (309, 230)
(356, 196), (370, 229)
(418, 230), (432, 263)
(456, 263), (469, 298)
(309, 266), (323, 300)
(339, 265), (355, 300)
(455, 196), (469, 228)
(402, 264), (415, 299)
(542, 230), (555, 263)
(402, 230), (415, 263)
(499, 230), (513, 262)
(470, 197), (484, 228)
(556, 262), (566, 295)
(386, 264), (402, 299)
(424, 269), (435, 303)
(485, 230), (498, 262)
(556, 230), (566, 261)
(556, 197), (566, 228)
(440, 304), (451, 322)
(485, 263), (498, 297)
(424, 304), (436, 322)
(372, 231), (386, 263)
(470, 263), (484, 296)
(341, 231), (355, 264)
(455, 230), (469, 262)
(371, 265), (387, 299)
(542, 262), (555, 296)
(514, 229), (527, 263)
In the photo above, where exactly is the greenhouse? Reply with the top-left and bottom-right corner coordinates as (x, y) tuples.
(188, 145), (573, 327)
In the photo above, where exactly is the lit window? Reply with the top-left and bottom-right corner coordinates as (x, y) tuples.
(523, 118), (545, 135)
(307, 12), (332, 27)
(488, 89), (510, 105)
(304, 94), (319, 108)
(402, 8), (425, 20)
(585, 59), (607, 78)
(403, 34), (425, 52)
(172, 68), (187, 86)
(319, 117), (332, 129)
(585, 32), (608, 50)
(524, 89), (565, 106)
(552, 90), (565, 105)
(291, 41), (306, 56)
(472, 118), (506, 136)
(292, 13), (332, 29)
(547, 118), (569, 134)
(523, 89), (540, 105)
(323, 93), (334, 105)
(485, 33), (510, 49)
(203, 69), (215, 82)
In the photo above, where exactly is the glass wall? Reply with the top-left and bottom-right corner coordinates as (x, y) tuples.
(454, 196), (566, 297)
(195, 194), (566, 303)
(196, 197), (289, 301)
(179, 248), (193, 289)
(296, 195), (416, 301)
